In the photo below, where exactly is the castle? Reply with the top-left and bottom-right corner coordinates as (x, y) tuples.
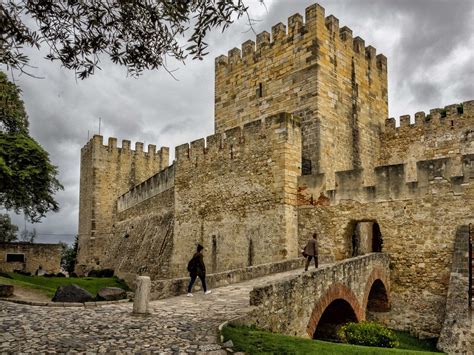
(76, 3), (473, 343)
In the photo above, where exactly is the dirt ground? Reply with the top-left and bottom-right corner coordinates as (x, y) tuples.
(8, 285), (50, 302)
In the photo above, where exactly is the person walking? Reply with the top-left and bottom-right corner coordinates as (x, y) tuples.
(303, 233), (318, 271)
(186, 244), (211, 296)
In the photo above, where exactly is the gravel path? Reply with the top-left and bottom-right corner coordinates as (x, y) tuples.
(0, 268), (304, 353)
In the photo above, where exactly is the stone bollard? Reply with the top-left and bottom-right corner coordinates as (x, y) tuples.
(133, 276), (151, 314)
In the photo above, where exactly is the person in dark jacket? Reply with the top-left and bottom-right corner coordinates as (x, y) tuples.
(187, 244), (211, 296)
(303, 233), (318, 271)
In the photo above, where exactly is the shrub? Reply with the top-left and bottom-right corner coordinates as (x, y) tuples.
(337, 321), (398, 348)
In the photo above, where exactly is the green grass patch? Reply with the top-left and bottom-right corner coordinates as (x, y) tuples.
(222, 325), (441, 354)
(0, 273), (130, 298)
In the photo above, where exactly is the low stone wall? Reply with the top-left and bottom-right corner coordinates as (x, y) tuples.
(0, 298), (130, 307)
(437, 225), (472, 353)
(235, 253), (391, 338)
(0, 242), (62, 274)
(149, 258), (305, 300)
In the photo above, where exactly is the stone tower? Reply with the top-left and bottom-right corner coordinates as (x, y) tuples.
(76, 135), (168, 273)
(215, 4), (388, 189)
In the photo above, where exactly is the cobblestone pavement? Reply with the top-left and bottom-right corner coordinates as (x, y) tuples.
(0, 268), (305, 353)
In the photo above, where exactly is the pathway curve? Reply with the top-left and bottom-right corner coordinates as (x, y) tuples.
(0, 267), (305, 353)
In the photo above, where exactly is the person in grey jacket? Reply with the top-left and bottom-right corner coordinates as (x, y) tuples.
(303, 233), (318, 271)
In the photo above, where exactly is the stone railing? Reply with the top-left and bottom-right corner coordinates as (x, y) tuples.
(149, 258), (305, 300)
(235, 253), (390, 337)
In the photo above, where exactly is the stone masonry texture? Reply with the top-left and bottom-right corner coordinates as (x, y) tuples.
(0, 242), (62, 274)
(75, 1), (474, 347)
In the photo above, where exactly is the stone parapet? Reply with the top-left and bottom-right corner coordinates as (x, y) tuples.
(148, 258), (305, 300)
(117, 165), (175, 212)
(384, 100), (473, 133)
(215, 3), (385, 78)
(236, 253), (390, 337)
(298, 154), (473, 205)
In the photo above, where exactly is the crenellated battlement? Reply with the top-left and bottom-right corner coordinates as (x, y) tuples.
(174, 113), (300, 165)
(215, 3), (386, 75)
(384, 100), (474, 133)
(298, 154), (474, 206)
(81, 135), (170, 163)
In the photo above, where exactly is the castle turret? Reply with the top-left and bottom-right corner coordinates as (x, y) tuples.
(76, 135), (169, 274)
(215, 2), (388, 189)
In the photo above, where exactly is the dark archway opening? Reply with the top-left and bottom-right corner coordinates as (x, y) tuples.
(313, 299), (358, 341)
(211, 235), (217, 273)
(367, 279), (390, 313)
(351, 228), (359, 257)
(372, 223), (383, 252)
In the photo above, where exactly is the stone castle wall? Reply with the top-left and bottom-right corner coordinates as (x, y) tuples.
(297, 153), (474, 336)
(437, 225), (472, 353)
(380, 101), (474, 179)
(76, 135), (169, 273)
(104, 187), (175, 282)
(215, 3), (387, 190)
(77, 113), (302, 280)
(170, 113), (302, 277)
(0, 243), (62, 274)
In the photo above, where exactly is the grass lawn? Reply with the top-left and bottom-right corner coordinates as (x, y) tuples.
(222, 325), (441, 355)
(0, 272), (129, 299)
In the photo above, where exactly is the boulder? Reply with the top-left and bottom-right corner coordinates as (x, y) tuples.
(96, 287), (127, 301)
(0, 285), (14, 297)
(52, 284), (94, 303)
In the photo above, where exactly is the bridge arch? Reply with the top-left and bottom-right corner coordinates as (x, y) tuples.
(307, 283), (364, 339)
(363, 267), (391, 315)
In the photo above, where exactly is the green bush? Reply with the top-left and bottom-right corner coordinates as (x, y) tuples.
(337, 321), (399, 348)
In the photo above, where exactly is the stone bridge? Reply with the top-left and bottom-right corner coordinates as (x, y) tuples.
(239, 253), (391, 340)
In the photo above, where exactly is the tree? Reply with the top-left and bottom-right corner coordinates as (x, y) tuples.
(60, 236), (78, 274)
(1, 1), (248, 79)
(0, 213), (18, 243)
(0, 71), (63, 222)
(19, 228), (36, 243)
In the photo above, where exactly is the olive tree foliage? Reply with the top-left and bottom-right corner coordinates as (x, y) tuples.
(0, 71), (63, 222)
(0, 213), (18, 243)
(1, 0), (248, 79)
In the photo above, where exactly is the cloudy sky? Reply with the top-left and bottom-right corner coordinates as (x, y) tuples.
(3, 0), (474, 245)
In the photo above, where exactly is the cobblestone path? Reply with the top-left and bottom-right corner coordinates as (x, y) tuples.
(0, 268), (304, 353)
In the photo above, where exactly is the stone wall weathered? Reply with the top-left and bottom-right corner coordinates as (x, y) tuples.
(297, 155), (474, 337)
(76, 136), (169, 274)
(0, 243), (62, 274)
(150, 258), (305, 300)
(381, 101), (474, 170)
(104, 188), (175, 282)
(170, 113), (302, 277)
(437, 225), (472, 353)
(215, 3), (388, 189)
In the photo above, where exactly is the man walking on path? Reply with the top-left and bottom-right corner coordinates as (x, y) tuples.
(187, 244), (212, 297)
(304, 233), (318, 271)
